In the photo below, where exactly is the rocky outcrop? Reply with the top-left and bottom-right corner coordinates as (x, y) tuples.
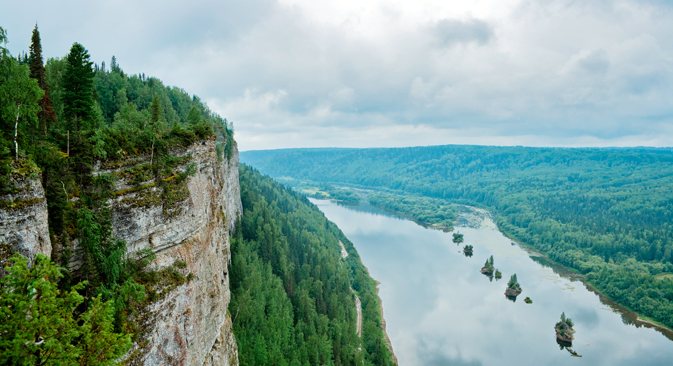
(98, 137), (241, 366)
(0, 160), (52, 276)
(505, 287), (522, 297)
(555, 322), (575, 343)
(0, 138), (241, 365)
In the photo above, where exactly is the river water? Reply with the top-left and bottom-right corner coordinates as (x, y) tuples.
(310, 198), (673, 366)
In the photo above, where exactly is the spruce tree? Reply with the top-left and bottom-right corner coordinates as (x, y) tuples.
(62, 42), (95, 131)
(28, 24), (55, 136)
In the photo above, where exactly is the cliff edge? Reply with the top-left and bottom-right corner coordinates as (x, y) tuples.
(0, 138), (242, 366)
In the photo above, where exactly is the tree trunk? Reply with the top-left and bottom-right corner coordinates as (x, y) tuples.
(14, 103), (21, 160)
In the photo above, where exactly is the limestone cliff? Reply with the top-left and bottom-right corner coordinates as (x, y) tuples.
(102, 138), (241, 365)
(0, 160), (52, 277)
(0, 138), (242, 366)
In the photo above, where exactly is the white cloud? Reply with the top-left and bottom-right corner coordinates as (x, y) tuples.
(3, 0), (673, 150)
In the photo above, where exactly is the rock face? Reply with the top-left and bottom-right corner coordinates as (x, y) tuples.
(0, 164), (52, 276)
(100, 138), (241, 366)
(1, 139), (242, 366)
(504, 287), (522, 297)
(555, 322), (575, 343)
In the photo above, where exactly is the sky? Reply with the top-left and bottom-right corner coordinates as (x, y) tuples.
(3, 0), (673, 151)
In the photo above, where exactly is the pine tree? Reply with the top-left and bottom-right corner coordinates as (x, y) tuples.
(28, 24), (55, 136)
(0, 254), (132, 365)
(187, 105), (201, 125)
(62, 42), (95, 131)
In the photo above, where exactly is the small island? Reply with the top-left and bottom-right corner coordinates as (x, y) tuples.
(463, 244), (473, 255)
(495, 269), (502, 279)
(480, 255), (495, 276)
(504, 273), (522, 297)
(524, 296), (532, 304)
(453, 231), (464, 244)
(555, 312), (576, 344)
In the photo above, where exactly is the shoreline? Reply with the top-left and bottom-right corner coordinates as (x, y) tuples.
(375, 280), (399, 365)
(457, 204), (673, 340)
(340, 240), (397, 361)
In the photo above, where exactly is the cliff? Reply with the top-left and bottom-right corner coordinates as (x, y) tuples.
(0, 139), (242, 366)
(0, 160), (52, 277)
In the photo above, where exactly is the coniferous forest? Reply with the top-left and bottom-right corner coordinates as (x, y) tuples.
(0, 24), (395, 365)
(242, 146), (673, 329)
(0, 24), (233, 364)
(231, 165), (396, 366)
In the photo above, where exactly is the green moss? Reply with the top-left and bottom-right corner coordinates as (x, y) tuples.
(161, 180), (190, 220)
(120, 189), (161, 209)
(10, 158), (41, 178)
(114, 182), (156, 197)
(0, 197), (44, 210)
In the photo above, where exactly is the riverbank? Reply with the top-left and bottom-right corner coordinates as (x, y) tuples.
(339, 241), (363, 338)
(457, 204), (673, 340)
(375, 280), (399, 365)
(344, 238), (398, 364)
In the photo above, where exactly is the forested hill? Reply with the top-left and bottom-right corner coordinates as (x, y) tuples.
(241, 145), (673, 329)
(232, 165), (396, 366)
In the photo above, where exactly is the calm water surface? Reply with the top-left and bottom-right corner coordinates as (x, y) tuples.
(311, 199), (673, 366)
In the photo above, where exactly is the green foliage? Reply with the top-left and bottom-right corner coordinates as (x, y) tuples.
(0, 254), (132, 365)
(452, 232), (464, 243)
(508, 274), (520, 290)
(63, 42), (95, 131)
(242, 145), (673, 329)
(29, 24), (56, 137)
(230, 165), (396, 366)
(367, 192), (456, 230)
(559, 312), (574, 329)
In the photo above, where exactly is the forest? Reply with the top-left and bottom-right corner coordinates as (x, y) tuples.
(0, 24), (233, 364)
(1, 24), (393, 365)
(231, 165), (396, 366)
(241, 145), (673, 329)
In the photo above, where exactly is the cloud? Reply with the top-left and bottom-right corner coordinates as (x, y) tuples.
(3, 0), (673, 150)
(432, 18), (495, 47)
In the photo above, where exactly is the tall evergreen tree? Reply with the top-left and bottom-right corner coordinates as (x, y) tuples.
(29, 24), (55, 136)
(62, 42), (95, 131)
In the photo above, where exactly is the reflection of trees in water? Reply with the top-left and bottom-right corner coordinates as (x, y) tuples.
(529, 256), (673, 341)
(557, 339), (582, 357)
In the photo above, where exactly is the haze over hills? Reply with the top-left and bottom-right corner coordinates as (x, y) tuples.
(242, 145), (673, 329)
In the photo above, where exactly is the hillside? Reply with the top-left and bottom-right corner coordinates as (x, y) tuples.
(242, 145), (673, 329)
(230, 165), (396, 366)
(0, 25), (395, 366)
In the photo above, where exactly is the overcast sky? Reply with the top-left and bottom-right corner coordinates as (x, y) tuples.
(3, 0), (673, 150)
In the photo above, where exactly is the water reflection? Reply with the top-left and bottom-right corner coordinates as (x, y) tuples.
(311, 198), (673, 366)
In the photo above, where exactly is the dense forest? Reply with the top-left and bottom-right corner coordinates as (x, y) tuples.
(231, 165), (396, 366)
(1, 24), (393, 365)
(242, 145), (673, 329)
(0, 25), (232, 363)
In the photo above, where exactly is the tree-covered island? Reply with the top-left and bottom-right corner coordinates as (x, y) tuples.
(505, 274), (523, 297)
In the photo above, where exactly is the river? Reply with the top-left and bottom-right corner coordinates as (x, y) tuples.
(310, 198), (673, 366)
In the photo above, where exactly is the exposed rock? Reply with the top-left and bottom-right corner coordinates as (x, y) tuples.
(480, 266), (493, 276)
(1, 140), (240, 366)
(0, 164), (51, 276)
(97, 138), (241, 366)
(203, 313), (239, 366)
(505, 287), (522, 297)
(555, 322), (575, 343)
